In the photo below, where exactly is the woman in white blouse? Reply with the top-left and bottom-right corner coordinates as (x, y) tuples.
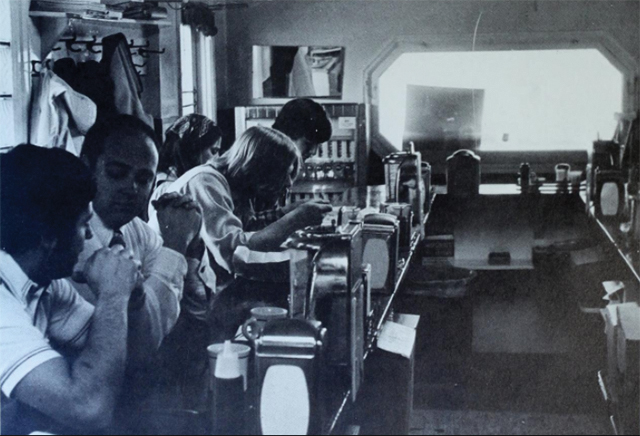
(149, 126), (330, 344)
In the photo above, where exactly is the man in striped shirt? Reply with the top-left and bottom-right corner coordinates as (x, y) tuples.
(0, 145), (140, 434)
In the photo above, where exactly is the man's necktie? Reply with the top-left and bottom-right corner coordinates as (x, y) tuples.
(109, 229), (146, 310)
(109, 230), (126, 248)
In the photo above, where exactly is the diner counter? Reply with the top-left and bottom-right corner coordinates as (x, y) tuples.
(326, 224), (425, 435)
(581, 193), (640, 287)
(127, 185), (432, 435)
(293, 184), (431, 434)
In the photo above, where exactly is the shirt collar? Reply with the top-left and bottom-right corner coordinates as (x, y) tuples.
(0, 250), (42, 304)
(89, 210), (116, 248)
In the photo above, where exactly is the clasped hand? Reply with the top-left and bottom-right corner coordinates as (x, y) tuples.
(152, 192), (203, 256)
(83, 246), (142, 300)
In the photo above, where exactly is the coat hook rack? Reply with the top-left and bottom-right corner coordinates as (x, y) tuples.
(58, 35), (104, 54)
(129, 40), (151, 49)
(60, 35), (83, 53)
(86, 36), (103, 54)
(137, 47), (166, 58)
(31, 60), (52, 76)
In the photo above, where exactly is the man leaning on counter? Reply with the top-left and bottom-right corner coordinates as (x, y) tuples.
(73, 115), (202, 355)
(0, 145), (139, 434)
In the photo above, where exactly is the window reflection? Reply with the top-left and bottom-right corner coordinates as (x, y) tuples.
(253, 46), (345, 99)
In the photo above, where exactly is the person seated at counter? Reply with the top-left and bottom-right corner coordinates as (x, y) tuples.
(155, 114), (223, 192)
(146, 115), (223, 406)
(0, 145), (140, 434)
(73, 115), (203, 369)
(149, 126), (332, 340)
(245, 98), (333, 231)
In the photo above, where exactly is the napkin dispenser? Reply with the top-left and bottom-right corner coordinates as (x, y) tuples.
(254, 319), (325, 435)
(362, 213), (400, 295)
(381, 202), (413, 250)
(447, 149), (481, 198)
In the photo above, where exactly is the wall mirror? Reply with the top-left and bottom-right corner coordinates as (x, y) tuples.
(253, 45), (345, 99)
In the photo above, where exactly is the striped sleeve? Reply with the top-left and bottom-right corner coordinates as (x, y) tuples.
(47, 279), (95, 350)
(0, 289), (62, 397)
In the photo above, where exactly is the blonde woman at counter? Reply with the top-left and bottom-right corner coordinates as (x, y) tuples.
(148, 126), (331, 355)
(246, 98), (333, 231)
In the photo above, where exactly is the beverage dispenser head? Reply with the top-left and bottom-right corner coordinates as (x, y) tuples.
(383, 149), (425, 229)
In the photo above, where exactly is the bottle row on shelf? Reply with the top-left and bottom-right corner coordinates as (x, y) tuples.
(309, 140), (356, 161)
(289, 188), (359, 206)
(302, 162), (356, 182)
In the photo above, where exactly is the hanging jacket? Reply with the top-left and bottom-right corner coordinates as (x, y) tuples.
(101, 33), (153, 127)
(29, 69), (97, 156)
(54, 58), (117, 121)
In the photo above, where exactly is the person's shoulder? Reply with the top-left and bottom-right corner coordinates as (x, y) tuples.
(183, 163), (224, 180)
(182, 164), (229, 189)
(128, 217), (156, 235)
(0, 279), (19, 308)
(125, 217), (162, 247)
(48, 278), (83, 303)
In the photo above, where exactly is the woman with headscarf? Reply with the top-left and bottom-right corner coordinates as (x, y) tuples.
(155, 114), (223, 192)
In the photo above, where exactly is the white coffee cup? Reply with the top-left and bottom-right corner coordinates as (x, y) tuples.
(242, 307), (288, 341)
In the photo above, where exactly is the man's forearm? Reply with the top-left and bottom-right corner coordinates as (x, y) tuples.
(125, 286), (169, 369)
(132, 247), (186, 352)
(68, 293), (129, 424)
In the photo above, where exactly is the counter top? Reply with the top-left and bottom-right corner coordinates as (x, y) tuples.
(325, 197), (432, 435)
(582, 196), (640, 286)
(433, 182), (585, 196)
(131, 186), (429, 435)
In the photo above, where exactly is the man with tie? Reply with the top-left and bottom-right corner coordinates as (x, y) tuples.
(73, 115), (203, 366)
(0, 145), (140, 434)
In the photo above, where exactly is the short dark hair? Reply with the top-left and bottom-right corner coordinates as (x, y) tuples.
(81, 114), (158, 168)
(272, 98), (332, 144)
(1, 144), (97, 255)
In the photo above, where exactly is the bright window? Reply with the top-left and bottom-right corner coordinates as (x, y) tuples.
(180, 24), (217, 120)
(379, 49), (624, 152)
(0, 0), (14, 150)
(180, 24), (196, 116)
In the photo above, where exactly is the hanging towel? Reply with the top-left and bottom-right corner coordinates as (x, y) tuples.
(101, 33), (153, 127)
(29, 69), (97, 156)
